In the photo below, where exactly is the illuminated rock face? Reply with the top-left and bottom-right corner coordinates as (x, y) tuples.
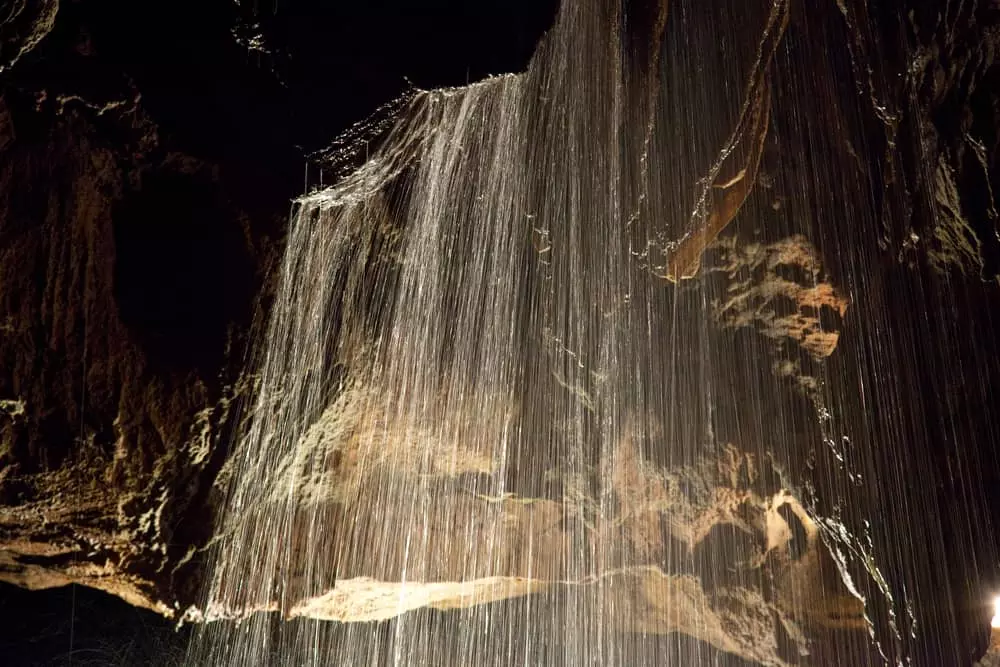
(978, 627), (1000, 667)
(708, 235), (849, 361)
(0, 0), (59, 75)
(0, 0), (557, 624)
(1, 0), (1000, 665)
(202, 422), (865, 666)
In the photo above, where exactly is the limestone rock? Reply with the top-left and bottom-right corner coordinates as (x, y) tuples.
(0, 0), (58, 75)
(709, 234), (848, 361)
(0, 1), (998, 666)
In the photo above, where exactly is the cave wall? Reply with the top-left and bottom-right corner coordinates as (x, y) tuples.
(0, 0), (998, 663)
(0, 44), (281, 614)
(0, 0), (559, 618)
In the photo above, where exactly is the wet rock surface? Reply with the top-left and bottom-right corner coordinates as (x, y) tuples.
(0, 0), (999, 665)
(0, 0), (557, 618)
(254, 446), (865, 666)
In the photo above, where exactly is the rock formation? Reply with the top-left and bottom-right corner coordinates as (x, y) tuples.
(1, 1), (999, 665)
(205, 434), (866, 666)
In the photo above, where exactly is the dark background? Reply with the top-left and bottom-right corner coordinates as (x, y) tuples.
(0, 582), (188, 666)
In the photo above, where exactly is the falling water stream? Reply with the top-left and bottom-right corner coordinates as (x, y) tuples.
(189, 0), (1000, 665)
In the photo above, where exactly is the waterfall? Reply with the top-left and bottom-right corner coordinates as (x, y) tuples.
(189, 0), (1000, 665)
